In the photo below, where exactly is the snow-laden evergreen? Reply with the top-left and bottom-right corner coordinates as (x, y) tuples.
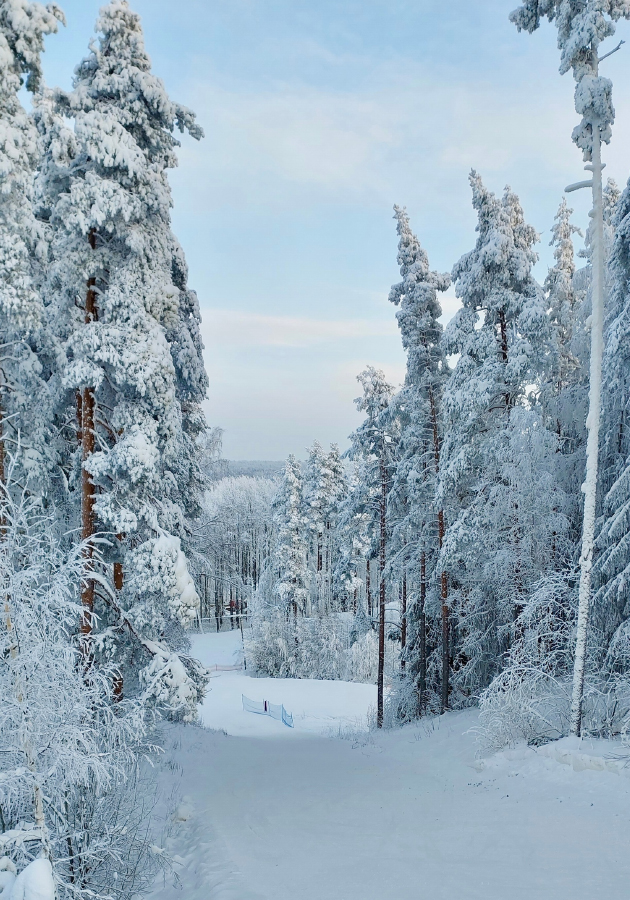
(38, 1), (207, 719)
(510, 0), (630, 158)
(385, 205), (450, 717)
(303, 441), (346, 614)
(269, 454), (309, 620)
(0, 0), (63, 493)
(593, 175), (630, 671)
(439, 173), (562, 700)
(511, 0), (630, 739)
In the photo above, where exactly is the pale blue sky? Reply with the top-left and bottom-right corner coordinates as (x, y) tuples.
(39, 1), (630, 458)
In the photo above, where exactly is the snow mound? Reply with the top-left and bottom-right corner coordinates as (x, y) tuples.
(475, 734), (630, 776)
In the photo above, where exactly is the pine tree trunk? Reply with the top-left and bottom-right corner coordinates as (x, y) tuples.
(112, 535), (124, 701)
(429, 387), (449, 712)
(81, 231), (98, 660)
(419, 550), (427, 715)
(377, 452), (387, 728)
(498, 308), (510, 411)
(366, 561), (371, 618)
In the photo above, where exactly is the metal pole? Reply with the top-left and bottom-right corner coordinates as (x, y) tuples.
(568, 111), (605, 736)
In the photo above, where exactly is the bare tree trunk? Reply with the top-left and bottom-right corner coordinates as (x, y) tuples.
(112, 535), (124, 701)
(81, 232), (98, 662)
(366, 561), (371, 618)
(377, 453), (387, 728)
(498, 308), (510, 411)
(214, 573), (221, 632)
(419, 550), (427, 715)
(429, 387), (449, 713)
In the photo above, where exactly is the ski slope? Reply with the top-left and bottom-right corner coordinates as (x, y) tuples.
(150, 629), (630, 900)
(190, 630), (376, 737)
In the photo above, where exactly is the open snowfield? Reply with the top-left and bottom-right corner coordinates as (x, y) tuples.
(149, 630), (630, 900)
(190, 630), (376, 737)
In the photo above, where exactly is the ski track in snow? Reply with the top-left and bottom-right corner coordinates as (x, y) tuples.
(150, 630), (630, 900)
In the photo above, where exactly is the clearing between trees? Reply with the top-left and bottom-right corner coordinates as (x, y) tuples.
(149, 630), (630, 900)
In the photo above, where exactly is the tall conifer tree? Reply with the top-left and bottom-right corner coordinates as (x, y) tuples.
(39, 0), (207, 718)
(387, 206), (451, 714)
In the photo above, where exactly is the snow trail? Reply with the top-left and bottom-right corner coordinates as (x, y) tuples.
(151, 630), (630, 900)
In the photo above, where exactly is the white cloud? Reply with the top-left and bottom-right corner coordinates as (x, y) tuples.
(174, 62), (578, 215)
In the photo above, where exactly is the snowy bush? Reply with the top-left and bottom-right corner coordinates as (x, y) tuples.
(0, 473), (162, 899)
(247, 601), (397, 685)
(346, 631), (379, 683)
(478, 572), (630, 749)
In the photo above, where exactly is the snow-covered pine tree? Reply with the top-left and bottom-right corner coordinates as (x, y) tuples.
(540, 198), (589, 548)
(387, 205), (451, 716)
(270, 455), (309, 621)
(593, 176), (630, 673)
(511, 0), (630, 739)
(347, 366), (397, 726)
(38, 0), (207, 719)
(303, 441), (346, 614)
(334, 455), (377, 615)
(542, 198), (583, 432)
(440, 173), (561, 702)
(0, 0), (64, 494)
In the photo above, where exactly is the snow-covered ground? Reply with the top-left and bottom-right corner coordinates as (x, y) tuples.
(190, 630), (376, 737)
(150, 630), (630, 900)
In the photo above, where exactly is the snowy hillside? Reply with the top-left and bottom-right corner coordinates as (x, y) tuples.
(190, 630), (376, 737)
(148, 630), (630, 900)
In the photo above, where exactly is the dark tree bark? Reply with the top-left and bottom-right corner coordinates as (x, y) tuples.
(419, 550), (427, 714)
(400, 571), (407, 672)
(80, 231), (98, 660)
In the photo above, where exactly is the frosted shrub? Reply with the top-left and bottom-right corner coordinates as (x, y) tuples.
(246, 611), (292, 677)
(0, 473), (157, 900)
(478, 572), (630, 749)
(346, 631), (378, 683)
(478, 666), (573, 751)
(247, 606), (383, 683)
